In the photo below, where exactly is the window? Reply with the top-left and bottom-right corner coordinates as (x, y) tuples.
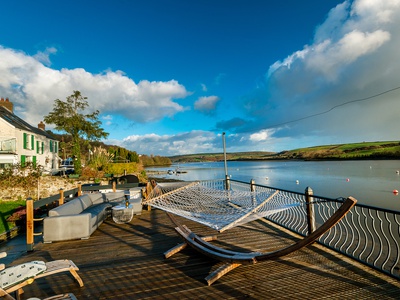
(23, 133), (28, 149)
(23, 133), (35, 150)
(36, 141), (44, 154)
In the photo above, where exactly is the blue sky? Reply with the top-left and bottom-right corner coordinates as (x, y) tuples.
(1, 0), (400, 156)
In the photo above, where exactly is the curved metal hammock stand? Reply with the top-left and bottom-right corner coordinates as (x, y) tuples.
(144, 183), (357, 285)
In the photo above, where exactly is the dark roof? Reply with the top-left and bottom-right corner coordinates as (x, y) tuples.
(0, 106), (56, 140)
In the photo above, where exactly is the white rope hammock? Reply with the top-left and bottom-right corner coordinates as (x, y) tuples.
(143, 182), (299, 232)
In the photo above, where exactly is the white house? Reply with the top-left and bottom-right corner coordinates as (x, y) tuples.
(0, 98), (60, 171)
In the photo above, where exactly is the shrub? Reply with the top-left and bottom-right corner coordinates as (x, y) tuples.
(103, 162), (141, 176)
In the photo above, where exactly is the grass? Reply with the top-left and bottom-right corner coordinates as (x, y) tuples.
(0, 200), (26, 234)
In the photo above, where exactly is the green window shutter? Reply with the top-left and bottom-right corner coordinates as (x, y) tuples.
(55, 141), (58, 153)
(42, 142), (44, 154)
(21, 155), (26, 167)
(31, 135), (35, 150)
(23, 133), (28, 149)
(36, 141), (39, 154)
(50, 140), (53, 152)
(33, 156), (37, 168)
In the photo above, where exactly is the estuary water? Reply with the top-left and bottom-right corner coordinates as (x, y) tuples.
(146, 160), (400, 212)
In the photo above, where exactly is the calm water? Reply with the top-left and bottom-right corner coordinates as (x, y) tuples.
(146, 160), (400, 212)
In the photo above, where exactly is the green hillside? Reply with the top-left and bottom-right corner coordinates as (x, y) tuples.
(169, 141), (400, 162)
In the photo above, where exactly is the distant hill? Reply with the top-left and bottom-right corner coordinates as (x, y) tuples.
(169, 141), (400, 162)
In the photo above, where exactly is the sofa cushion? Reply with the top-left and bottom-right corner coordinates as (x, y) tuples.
(49, 195), (92, 217)
(103, 191), (125, 203)
(88, 192), (104, 205)
(83, 203), (111, 232)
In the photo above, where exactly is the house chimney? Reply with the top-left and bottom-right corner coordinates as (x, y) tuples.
(38, 121), (46, 130)
(0, 98), (13, 113)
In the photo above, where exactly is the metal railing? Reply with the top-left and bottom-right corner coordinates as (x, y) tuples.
(199, 178), (400, 280)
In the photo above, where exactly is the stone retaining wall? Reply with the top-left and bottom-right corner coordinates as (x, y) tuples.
(0, 176), (101, 201)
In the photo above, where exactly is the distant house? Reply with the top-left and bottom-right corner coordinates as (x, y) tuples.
(0, 97), (60, 170)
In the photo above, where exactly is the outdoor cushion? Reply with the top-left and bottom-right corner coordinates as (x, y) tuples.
(0, 261), (46, 289)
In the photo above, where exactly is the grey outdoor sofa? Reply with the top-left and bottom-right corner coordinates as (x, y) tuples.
(43, 191), (127, 243)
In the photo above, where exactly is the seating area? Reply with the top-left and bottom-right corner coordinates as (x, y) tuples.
(43, 189), (142, 243)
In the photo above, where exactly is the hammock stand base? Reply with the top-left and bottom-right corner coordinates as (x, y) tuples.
(164, 197), (357, 286)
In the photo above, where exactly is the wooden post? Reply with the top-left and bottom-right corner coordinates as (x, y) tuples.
(112, 181), (116, 192)
(250, 179), (256, 192)
(26, 197), (34, 252)
(77, 182), (82, 197)
(250, 179), (256, 205)
(59, 188), (64, 206)
(37, 176), (40, 200)
(305, 187), (316, 235)
(225, 175), (230, 190)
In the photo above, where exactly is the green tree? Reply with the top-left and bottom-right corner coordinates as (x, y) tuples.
(44, 91), (109, 174)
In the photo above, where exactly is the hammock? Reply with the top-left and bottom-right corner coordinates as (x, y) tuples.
(143, 181), (298, 232)
(143, 181), (357, 285)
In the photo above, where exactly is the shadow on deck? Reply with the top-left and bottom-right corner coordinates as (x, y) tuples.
(2, 209), (400, 299)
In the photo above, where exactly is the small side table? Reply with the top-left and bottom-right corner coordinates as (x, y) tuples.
(112, 204), (134, 224)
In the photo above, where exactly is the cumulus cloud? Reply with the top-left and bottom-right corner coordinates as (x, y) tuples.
(119, 131), (222, 156)
(194, 96), (220, 114)
(249, 129), (275, 142)
(0, 46), (190, 127)
(114, 129), (289, 156)
(243, 0), (400, 146)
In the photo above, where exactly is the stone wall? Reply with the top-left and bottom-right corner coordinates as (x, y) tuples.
(0, 176), (100, 201)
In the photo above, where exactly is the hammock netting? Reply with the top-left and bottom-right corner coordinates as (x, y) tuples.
(144, 182), (299, 232)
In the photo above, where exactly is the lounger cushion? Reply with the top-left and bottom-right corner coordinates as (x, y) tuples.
(0, 261), (46, 289)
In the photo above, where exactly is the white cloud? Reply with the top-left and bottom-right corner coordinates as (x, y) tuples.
(33, 47), (57, 66)
(194, 96), (220, 114)
(114, 129), (294, 156)
(119, 131), (221, 156)
(0, 46), (190, 127)
(249, 129), (274, 142)
(306, 29), (391, 80)
(102, 114), (113, 126)
(247, 0), (400, 147)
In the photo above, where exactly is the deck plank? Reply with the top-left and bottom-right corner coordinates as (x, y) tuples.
(5, 209), (400, 300)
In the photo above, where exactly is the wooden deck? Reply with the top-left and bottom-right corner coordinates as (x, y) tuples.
(4, 208), (400, 300)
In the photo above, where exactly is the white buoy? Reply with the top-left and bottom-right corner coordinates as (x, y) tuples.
(266, 177), (269, 180)
(296, 180), (299, 184)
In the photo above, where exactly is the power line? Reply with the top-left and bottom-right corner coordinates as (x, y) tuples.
(266, 85), (400, 129)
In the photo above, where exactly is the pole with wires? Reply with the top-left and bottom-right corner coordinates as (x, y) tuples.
(222, 132), (230, 190)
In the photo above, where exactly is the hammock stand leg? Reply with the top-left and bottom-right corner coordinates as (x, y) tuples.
(164, 235), (218, 259)
(205, 263), (242, 286)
